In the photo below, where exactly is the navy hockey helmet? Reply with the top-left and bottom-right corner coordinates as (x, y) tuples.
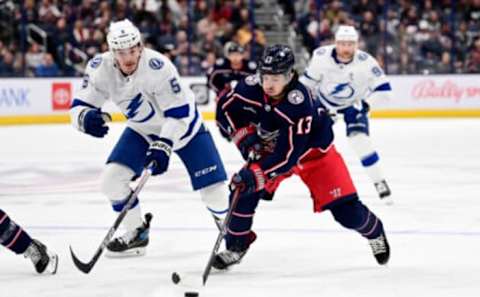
(259, 44), (295, 75)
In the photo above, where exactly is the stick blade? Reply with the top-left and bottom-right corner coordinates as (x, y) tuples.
(70, 246), (94, 274)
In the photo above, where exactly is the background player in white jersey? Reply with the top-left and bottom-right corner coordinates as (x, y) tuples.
(300, 25), (393, 203)
(69, 19), (229, 257)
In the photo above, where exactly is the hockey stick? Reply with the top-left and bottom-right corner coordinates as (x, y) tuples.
(201, 186), (241, 285)
(70, 164), (154, 274)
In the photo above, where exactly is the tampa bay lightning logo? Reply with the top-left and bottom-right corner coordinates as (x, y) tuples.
(328, 82), (355, 99)
(89, 56), (102, 68)
(315, 48), (326, 56)
(149, 58), (164, 70)
(125, 93), (156, 123)
(358, 52), (368, 61)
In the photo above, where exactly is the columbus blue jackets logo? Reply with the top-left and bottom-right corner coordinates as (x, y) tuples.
(287, 90), (305, 105)
(123, 93), (156, 123)
(245, 75), (259, 86)
(149, 58), (164, 70)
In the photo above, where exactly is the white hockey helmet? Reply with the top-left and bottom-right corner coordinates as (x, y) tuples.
(107, 19), (142, 51)
(335, 25), (359, 42)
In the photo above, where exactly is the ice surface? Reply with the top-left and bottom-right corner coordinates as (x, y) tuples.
(0, 119), (479, 297)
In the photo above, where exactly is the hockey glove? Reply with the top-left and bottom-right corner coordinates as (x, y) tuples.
(145, 138), (173, 176)
(230, 164), (266, 195)
(231, 126), (263, 160)
(79, 109), (111, 138)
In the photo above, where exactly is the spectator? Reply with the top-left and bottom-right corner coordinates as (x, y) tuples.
(0, 50), (18, 77)
(466, 37), (480, 73)
(25, 42), (44, 76)
(35, 53), (59, 77)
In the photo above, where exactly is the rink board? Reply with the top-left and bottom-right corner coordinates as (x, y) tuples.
(1, 75), (480, 125)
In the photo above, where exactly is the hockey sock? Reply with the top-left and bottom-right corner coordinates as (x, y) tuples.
(0, 209), (33, 254)
(199, 182), (229, 219)
(226, 191), (262, 251)
(330, 198), (384, 240)
(348, 133), (385, 183)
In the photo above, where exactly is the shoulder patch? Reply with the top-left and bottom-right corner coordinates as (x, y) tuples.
(358, 52), (368, 61)
(149, 58), (164, 70)
(89, 56), (102, 68)
(216, 58), (225, 66)
(287, 89), (305, 105)
(245, 74), (259, 86)
(315, 48), (326, 56)
(248, 61), (257, 70)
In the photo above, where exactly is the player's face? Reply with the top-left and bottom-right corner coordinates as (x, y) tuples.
(335, 40), (357, 62)
(262, 73), (289, 98)
(114, 45), (142, 75)
(228, 52), (244, 69)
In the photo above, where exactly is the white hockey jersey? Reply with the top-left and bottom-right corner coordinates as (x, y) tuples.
(71, 48), (201, 150)
(300, 45), (392, 111)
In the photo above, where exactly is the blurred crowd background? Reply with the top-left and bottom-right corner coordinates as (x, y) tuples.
(0, 0), (479, 77)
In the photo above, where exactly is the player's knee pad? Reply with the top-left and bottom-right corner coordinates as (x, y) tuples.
(100, 163), (137, 210)
(199, 182), (229, 216)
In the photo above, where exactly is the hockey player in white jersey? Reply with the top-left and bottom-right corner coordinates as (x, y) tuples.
(300, 25), (393, 203)
(70, 19), (229, 256)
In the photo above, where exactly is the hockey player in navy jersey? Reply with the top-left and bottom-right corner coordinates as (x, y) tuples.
(207, 41), (257, 98)
(0, 209), (58, 274)
(213, 44), (390, 270)
(70, 19), (229, 257)
(300, 25), (392, 202)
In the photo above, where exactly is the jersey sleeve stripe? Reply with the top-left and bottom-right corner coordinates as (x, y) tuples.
(273, 108), (295, 125)
(222, 93), (263, 110)
(70, 98), (99, 109)
(373, 82), (392, 92)
(164, 104), (189, 119)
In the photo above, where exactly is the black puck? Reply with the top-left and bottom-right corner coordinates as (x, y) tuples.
(171, 272), (181, 284)
(185, 292), (199, 297)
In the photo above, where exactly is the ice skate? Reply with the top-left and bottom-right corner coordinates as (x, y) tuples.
(375, 180), (393, 204)
(24, 239), (58, 274)
(368, 232), (390, 265)
(106, 213), (152, 257)
(213, 231), (256, 270)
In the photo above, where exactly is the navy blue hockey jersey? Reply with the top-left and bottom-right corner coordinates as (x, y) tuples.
(216, 74), (334, 178)
(207, 58), (257, 95)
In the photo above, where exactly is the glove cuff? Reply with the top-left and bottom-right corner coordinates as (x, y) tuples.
(231, 126), (256, 146)
(151, 138), (173, 156)
(249, 163), (266, 191)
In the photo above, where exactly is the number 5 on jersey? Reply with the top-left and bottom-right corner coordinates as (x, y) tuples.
(170, 78), (181, 93)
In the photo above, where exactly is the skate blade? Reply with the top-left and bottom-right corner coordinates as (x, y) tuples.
(45, 253), (59, 275)
(381, 195), (394, 206)
(105, 247), (146, 258)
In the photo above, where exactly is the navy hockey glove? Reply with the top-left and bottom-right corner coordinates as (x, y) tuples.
(79, 109), (111, 138)
(145, 138), (173, 176)
(230, 164), (266, 195)
(231, 126), (263, 160)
